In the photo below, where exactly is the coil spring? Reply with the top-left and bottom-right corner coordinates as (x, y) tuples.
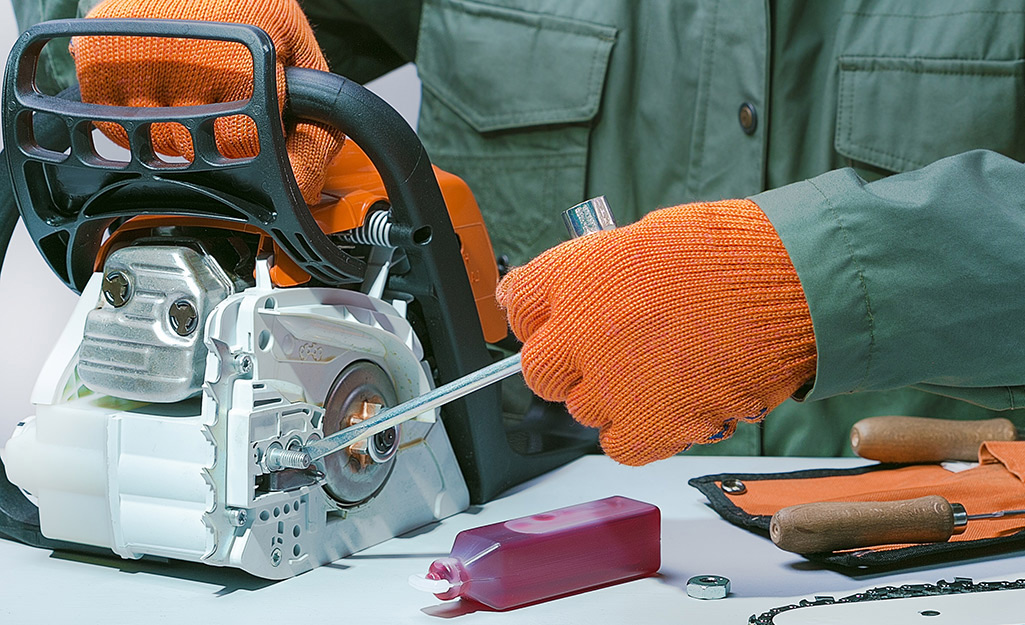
(341, 209), (393, 247)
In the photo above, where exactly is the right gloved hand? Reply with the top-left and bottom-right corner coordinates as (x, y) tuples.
(496, 199), (818, 466)
(72, 0), (343, 204)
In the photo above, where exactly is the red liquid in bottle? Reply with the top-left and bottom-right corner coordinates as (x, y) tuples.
(413, 496), (660, 610)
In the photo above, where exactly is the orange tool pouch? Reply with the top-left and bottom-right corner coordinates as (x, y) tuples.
(689, 441), (1025, 567)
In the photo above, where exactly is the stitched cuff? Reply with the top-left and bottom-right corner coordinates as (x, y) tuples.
(751, 169), (876, 400)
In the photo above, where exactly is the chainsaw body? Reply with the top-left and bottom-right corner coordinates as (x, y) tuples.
(0, 19), (594, 578)
(5, 262), (467, 578)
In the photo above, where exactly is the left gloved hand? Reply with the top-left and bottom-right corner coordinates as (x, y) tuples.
(72, 0), (343, 204)
(496, 199), (817, 466)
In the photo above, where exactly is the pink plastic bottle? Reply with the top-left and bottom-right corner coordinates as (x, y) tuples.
(410, 496), (660, 610)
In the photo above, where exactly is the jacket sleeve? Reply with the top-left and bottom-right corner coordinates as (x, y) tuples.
(752, 149), (1025, 410)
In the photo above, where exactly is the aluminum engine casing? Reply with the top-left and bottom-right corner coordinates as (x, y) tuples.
(78, 245), (234, 403)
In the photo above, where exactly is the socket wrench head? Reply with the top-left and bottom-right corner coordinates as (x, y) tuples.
(562, 196), (617, 238)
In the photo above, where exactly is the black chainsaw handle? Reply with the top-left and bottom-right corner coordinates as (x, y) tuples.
(3, 18), (372, 289)
(285, 67), (443, 248)
(3, 18), (465, 296)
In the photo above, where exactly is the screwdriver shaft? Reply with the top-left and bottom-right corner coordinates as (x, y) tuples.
(304, 353), (523, 461)
(967, 508), (1025, 521)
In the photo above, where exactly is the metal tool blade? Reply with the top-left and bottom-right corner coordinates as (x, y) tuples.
(966, 508), (1025, 521)
(304, 353), (523, 462)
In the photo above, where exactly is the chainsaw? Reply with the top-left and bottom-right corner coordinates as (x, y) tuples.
(0, 18), (595, 579)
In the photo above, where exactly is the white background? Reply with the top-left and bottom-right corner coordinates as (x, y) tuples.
(0, 1), (422, 439)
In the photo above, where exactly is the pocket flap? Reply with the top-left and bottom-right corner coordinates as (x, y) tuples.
(417, 0), (616, 132)
(836, 56), (1025, 172)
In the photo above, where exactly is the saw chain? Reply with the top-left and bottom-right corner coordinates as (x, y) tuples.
(749, 577), (1025, 624)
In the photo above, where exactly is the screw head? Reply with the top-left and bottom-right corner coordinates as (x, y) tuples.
(169, 299), (198, 336)
(270, 548), (282, 567)
(228, 508), (248, 527)
(234, 354), (253, 375)
(102, 271), (132, 307)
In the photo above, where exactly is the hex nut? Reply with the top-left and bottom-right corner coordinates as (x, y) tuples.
(687, 575), (731, 600)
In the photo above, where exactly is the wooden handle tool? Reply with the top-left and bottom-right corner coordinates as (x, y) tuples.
(850, 416), (1017, 463)
(770, 495), (1025, 554)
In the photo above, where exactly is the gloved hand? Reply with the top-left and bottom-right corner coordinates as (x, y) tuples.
(72, 0), (343, 204)
(496, 199), (817, 466)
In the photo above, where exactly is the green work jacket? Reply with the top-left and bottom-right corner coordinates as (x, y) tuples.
(16, 0), (1025, 456)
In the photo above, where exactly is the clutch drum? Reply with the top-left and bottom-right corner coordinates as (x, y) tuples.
(318, 361), (399, 506)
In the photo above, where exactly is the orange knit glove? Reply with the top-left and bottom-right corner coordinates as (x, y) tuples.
(496, 199), (817, 466)
(72, 0), (343, 204)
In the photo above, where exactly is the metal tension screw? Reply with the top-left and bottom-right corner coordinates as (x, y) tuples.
(266, 446), (312, 471)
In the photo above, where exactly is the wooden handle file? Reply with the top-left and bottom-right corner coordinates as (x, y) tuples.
(849, 416), (1016, 463)
(769, 495), (956, 554)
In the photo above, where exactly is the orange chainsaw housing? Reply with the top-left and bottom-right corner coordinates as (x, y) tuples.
(94, 141), (508, 343)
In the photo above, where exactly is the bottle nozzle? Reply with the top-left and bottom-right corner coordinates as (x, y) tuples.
(411, 557), (468, 600)
(408, 574), (454, 595)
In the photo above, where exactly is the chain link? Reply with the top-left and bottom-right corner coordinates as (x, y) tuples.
(749, 577), (1025, 624)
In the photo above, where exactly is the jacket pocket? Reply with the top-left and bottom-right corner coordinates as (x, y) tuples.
(836, 55), (1025, 174)
(415, 0), (616, 264)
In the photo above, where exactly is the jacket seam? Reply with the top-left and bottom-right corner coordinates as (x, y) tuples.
(806, 177), (877, 393)
(841, 145), (922, 172)
(840, 54), (1025, 64)
(421, 82), (600, 130)
(432, 149), (588, 161)
(431, 0), (617, 41)
(839, 64), (1024, 78)
(843, 10), (1025, 20)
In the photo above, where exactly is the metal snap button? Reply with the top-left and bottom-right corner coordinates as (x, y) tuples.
(739, 102), (757, 135)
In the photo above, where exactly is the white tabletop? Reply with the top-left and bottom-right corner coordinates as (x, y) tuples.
(2, 455), (1025, 624)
